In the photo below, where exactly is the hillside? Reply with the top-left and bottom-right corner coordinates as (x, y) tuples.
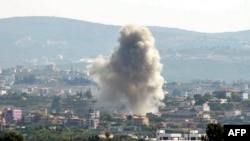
(0, 16), (250, 83)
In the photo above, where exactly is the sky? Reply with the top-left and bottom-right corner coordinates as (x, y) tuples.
(0, 0), (250, 33)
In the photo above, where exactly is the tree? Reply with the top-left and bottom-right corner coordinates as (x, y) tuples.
(203, 93), (211, 101)
(0, 131), (24, 141)
(231, 92), (241, 102)
(194, 94), (206, 105)
(206, 123), (224, 141)
(101, 113), (112, 121)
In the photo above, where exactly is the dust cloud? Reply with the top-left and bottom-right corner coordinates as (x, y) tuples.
(88, 25), (165, 115)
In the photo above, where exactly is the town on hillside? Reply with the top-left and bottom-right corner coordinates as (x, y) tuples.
(0, 64), (249, 140)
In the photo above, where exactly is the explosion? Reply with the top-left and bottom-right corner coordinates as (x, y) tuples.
(88, 25), (165, 115)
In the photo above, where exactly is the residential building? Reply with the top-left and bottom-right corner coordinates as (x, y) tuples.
(4, 108), (13, 123)
(194, 102), (210, 112)
(88, 109), (100, 129)
(12, 109), (22, 121)
(146, 112), (161, 120)
(0, 90), (7, 95)
(156, 129), (204, 141)
(132, 115), (149, 126)
(3, 108), (22, 123)
(156, 130), (182, 141)
(183, 130), (204, 140)
(240, 92), (249, 101)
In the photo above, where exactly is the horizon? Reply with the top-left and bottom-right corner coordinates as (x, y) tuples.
(1, 15), (250, 34)
(1, 0), (250, 33)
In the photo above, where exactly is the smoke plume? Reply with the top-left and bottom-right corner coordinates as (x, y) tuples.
(88, 25), (165, 115)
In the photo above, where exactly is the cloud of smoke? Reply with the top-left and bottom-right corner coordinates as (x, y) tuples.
(88, 25), (165, 115)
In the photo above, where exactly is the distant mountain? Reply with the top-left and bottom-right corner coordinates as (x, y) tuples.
(1, 16), (250, 83)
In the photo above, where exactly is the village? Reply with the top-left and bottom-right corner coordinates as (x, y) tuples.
(0, 64), (250, 140)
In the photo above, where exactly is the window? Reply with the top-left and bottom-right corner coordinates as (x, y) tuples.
(191, 137), (196, 140)
(163, 137), (168, 140)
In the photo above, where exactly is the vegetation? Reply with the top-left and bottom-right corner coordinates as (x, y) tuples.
(194, 93), (211, 105)
(0, 131), (24, 141)
(205, 123), (224, 141)
(0, 94), (52, 111)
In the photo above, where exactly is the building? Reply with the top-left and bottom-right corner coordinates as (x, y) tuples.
(12, 109), (22, 121)
(39, 87), (49, 96)
(88, 109), (100, 129)
(194, 102), (210, 112)
(88, 118), (99, 129)
(156, 129), (204, 141)
(183, 130), (204, 140)
(156, 130), (182, 141)
(240, 92), (249, 101)
(132, 115), (149, 126)
(4, 108), (13, 123)
(3, 108), (22, 123)
(146, 112), (161, 120)
(0, 90), (7, 95)
(88, 109), (100, 119)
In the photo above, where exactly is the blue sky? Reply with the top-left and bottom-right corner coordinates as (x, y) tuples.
(1, 0), (250, 33)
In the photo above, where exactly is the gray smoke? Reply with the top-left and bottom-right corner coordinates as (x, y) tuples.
(88, 25), (165, 115)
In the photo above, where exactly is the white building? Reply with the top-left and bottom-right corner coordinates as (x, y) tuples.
(194, 102), (210, 112)
(0, 90), (7, 95)
(157, 130), (182, 141)
(88, 109), (100, 129)
(240, 92), (249, 101)
(183, 130), (204, 140)
(89, 110), (100, 119)
(156, 130), (204, 141)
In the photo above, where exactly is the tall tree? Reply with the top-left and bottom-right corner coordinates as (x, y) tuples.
(206, 123), (224, 141)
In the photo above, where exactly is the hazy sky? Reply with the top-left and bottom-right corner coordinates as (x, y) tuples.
(1, 0), (250, 33)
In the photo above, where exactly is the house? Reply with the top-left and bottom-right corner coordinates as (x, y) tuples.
(3, 108), (22, 123)
(194, 102), (210, 112)
(64, 118), (86, 128)
(23, 114), (35, 123)
(88, 109), (100, 119)
(240, 92), (249, 101)
(12, 109), (22, 121)
(213, 89), (241, 98)
(88, 109), (100, 129)
(183, 130), (204, 140)
(226, 92), (231, 97)
(21, 86), (37, 94)
(88, 118), (99, 129)
(132, 115), (149, 126)
(156, 130), (182, 141)
(156, 129), (204, 141)
(196, 111), (211, 120)
(0, 90), (7, 95)
(39, 87), (49, 96)
(146, 112), (161, 120)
